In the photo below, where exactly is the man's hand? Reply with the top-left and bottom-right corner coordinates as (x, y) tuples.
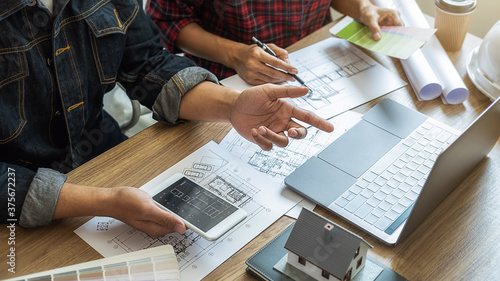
(108, 186), (186, 238)
(229, 84), (334, 151)
(228, 43), (298, 85)
(54, 183), (186, 238)
(175, 23), (299, 85)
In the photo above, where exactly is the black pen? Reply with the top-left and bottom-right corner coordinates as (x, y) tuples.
(251, 36), (312, 92)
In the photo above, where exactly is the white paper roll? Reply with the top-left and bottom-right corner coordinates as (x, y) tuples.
(401, 50), (442, 100)
(373, 0), (469, 104)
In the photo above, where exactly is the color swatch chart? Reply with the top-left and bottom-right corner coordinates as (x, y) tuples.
(330, 16), (436, 59)
(5, 245), (180, 281)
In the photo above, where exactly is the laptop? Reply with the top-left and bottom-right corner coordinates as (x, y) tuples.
(285, 98), (500, 245)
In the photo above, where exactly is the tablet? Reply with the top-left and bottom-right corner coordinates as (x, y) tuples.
(150, 173), (247, 241)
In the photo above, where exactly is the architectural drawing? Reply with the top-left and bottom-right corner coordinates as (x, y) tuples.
(221, 38), (406, 120)
(287, 41), (374, 110)
(75, 142), (302, 280)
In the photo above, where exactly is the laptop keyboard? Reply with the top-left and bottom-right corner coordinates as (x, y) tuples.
(333, 120), (457, 232)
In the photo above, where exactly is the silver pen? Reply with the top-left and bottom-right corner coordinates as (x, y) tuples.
(251, 36), (313, 92)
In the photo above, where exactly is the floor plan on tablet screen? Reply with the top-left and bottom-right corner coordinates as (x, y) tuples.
(221, 38), (406, 120)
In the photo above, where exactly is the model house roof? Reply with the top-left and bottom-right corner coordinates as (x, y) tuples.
(284, 208), (372, 279)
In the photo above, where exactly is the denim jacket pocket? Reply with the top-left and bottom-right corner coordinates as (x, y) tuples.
(85, 0), (139, 84)
(0, 52), (29, 144)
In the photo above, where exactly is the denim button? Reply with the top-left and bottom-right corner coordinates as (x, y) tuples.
(47, 57), (52, 66)
(28, 0), (37, 6)
(54, 110), (61, 117)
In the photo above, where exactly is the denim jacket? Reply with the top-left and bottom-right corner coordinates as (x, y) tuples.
(0, 0), (217, 227)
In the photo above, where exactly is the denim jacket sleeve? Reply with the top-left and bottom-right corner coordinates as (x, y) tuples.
(1, 164), (66, 228)
(116, 2), (218, 124)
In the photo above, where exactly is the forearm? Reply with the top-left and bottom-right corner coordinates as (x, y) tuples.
(178, 81), (240, 122)
(52, 183), (114, 220)
(175, 23), (244, 69)
(53, 183), (186, 237)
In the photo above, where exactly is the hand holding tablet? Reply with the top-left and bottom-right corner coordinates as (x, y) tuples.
(150, 173), (247, 241)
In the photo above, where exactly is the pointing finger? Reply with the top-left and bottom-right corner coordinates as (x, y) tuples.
(291, 106), (334, 133)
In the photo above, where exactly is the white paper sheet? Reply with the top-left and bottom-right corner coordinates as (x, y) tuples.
(75, 141), (301, 281)
(221, 38), (406, 120)
(374, 0), (469, 104)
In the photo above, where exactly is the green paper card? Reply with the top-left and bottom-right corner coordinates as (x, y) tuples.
(330, 16), (436, 59)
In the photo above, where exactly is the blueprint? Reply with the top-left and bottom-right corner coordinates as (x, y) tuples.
(219, 111), (363, 182)
(75, 142), (302, 281)
(221, 37), (406, 120)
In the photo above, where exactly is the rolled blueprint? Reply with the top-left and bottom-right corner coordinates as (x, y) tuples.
(422, 36), (469, 103)
(374, 0), (469, 104)
(401, 50), (442, 100)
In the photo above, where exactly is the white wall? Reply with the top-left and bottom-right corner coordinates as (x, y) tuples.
(416, 0), (500, 38)
(287, 252), (342, 281)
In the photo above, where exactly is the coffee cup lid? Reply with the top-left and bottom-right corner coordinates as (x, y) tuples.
(435, 0), (476, 13)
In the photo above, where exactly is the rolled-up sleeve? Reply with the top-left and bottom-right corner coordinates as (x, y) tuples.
(152, 66), (218, 125)
(19, 168), (67, 228)
(1, 164), (66, 228)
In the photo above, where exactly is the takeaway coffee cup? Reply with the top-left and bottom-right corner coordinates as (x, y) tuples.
(434, 0), (476, 51)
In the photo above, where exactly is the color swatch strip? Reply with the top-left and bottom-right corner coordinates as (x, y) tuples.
(330, 16), (436, 59)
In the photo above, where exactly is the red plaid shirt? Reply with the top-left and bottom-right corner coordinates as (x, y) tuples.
(146, 0), (332, 79)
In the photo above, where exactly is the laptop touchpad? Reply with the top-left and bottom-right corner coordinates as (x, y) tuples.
(318, 120), (400, 178)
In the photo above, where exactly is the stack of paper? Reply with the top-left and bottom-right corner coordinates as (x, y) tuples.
(5, 245), (180, 281)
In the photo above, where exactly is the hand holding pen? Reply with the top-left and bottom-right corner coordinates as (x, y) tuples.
(251, 37), (312, 92)
(227, 36), (305, 85)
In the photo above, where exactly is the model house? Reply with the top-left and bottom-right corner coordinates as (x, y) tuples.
(284, 208), (372, 281)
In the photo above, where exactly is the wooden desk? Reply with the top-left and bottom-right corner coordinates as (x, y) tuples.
(3, 22), (498, 281)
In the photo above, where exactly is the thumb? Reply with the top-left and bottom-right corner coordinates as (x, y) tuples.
(366, 16), (382, 40)
(273, 46), (293, 66)
(266, 44), (297, 74)
(149, 206), (186, 233)
(369, 23), (382, 41)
